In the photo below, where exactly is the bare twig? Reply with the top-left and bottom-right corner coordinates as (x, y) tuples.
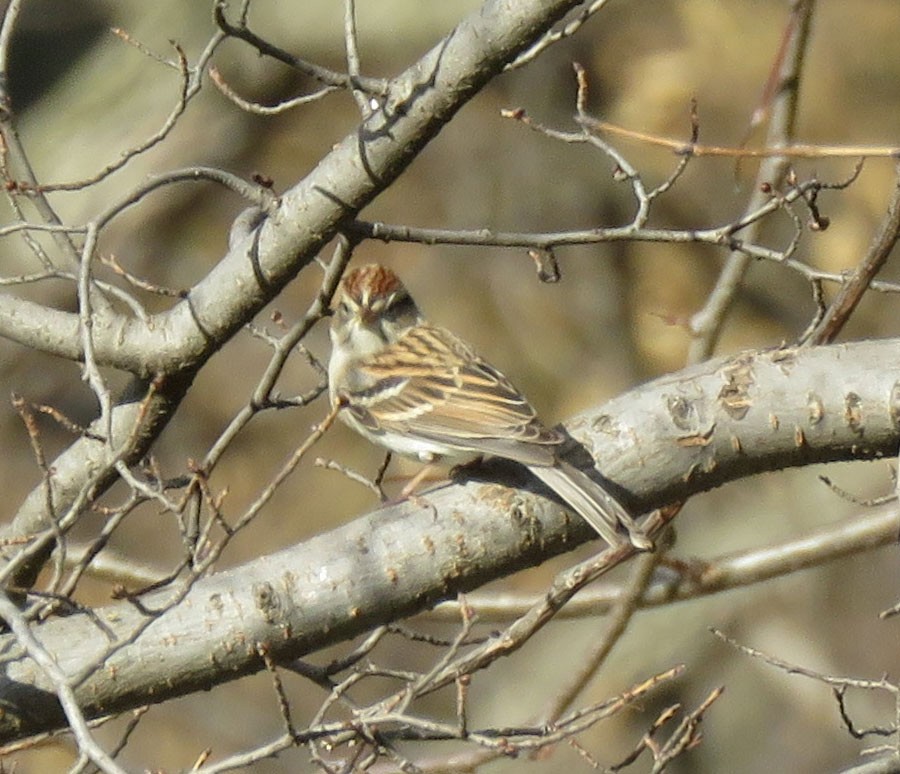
(38, 32), (227, 192)
(346, 168), (892, 295)
(509, 0), (614, 69)
(199, 236), (351, 475)
(713, 627), (900, 763)
(213, 0), (388, 95)
(209, 66), (337, 114)
(0, 591), (127, 773)
(804, 161), (900, 344)
(343, 0), (371, 115)
(581, 117), (897, 160)
(429, 501), (900, 621)
(540, 549), (661, 722)
(686, 0), (815, 362)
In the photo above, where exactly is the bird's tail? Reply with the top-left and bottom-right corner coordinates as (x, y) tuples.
(528, 462), (653, 551)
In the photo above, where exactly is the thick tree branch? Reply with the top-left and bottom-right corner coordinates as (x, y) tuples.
(0, 339), (897, 743)
(0, 0), (582, 375)
(0, 0), (583, 572)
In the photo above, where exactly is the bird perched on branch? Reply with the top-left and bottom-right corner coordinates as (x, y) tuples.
(327, 263), (651, 551)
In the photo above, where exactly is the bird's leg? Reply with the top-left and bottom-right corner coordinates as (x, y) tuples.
(373, 452), (392, 502)
(398, 463), (439, 500)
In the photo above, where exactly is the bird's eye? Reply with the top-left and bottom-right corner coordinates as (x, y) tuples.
(384, 293), (412, 321)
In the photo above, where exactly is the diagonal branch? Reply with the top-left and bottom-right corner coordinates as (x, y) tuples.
(805, 161), (900, 345)
(0, 0), (584, 375)
(0, 0), (586, 577)
(0, 338), (897, 743)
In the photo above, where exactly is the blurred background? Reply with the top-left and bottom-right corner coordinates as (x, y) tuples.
(2, 0), (900, 770)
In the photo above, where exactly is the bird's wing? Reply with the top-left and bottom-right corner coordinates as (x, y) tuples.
(347, 324), (561, 465)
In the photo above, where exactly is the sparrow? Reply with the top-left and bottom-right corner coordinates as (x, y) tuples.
(327, 263), (651, 550)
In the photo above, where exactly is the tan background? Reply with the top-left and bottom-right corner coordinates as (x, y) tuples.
(3, 1), (900, 770)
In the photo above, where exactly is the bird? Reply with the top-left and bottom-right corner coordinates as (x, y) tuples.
(327, 263), (651, 551)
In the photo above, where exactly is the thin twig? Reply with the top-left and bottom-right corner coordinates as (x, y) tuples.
(0, 591), (127, 773)
(540, 550), (661, 722)
(213, 0), (388, 95)
(429, 501), (900, 621)
(199, 236), (352, 474)
(509, 0), (614, 70)
(581, 116), (896, 159)
(343, 0), (371, 115)
(686, 0), (816, 362)
(38, 32), (227, 192)
(209, 66), (338, 114)
(804, 161), (900, 344)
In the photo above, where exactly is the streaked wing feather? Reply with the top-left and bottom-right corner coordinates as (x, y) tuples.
(352, 324), (561, 463)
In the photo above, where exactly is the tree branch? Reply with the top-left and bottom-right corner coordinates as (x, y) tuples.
(0, 338), (897, 743)
(0, 0), (585, 578)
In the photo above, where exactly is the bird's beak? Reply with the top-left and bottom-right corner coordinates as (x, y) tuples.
(359, 306), (378, 326)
